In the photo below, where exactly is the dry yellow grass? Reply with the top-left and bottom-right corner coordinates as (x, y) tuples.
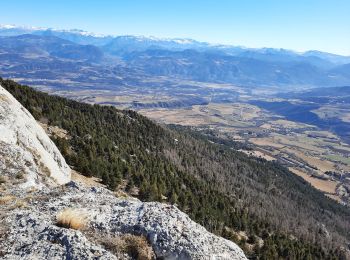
(56, 208), (88, 230)
(326, 194), (342, 203)
(14, 200), (27, 208)
(8, 199), (28, 210)
(249, 138), (285, 148)
(0, 195), (15, 205)
(101, 234), (154, 260)
(285, 149), (335, 173)
(239, 150), (276, 161)
(39, 122), (71, 140)
(289, 168), (338, 195)
(71, 170), (104, 188)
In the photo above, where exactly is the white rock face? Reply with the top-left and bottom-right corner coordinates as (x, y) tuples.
(1, 183), (247, 259)
(0, 85), (71, 187)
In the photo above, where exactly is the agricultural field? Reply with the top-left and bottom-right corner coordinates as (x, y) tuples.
(137, 97), (350, 205)
(312, 105), (350, 123)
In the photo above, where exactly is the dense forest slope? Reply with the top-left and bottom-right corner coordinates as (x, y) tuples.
(2, 78), (350, 259)
(0, 85), (246, 259)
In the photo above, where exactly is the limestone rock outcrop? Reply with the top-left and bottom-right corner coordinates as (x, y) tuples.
(0, 85), (71, 188)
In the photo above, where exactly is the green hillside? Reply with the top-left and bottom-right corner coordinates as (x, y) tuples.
(2, 78), (349, 259)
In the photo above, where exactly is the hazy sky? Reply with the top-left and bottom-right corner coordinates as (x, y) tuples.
(2, 0), (350, 55)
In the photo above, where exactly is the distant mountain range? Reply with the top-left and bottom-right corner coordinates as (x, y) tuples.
(0, 34), (103, 62)
(0, 24), (350, 88)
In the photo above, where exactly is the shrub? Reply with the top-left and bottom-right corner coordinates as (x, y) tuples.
(123, 234), (154, 260)
(100, 234), (154, 260)
(15, 172), (24, 179)
(56, 208), (88, 230)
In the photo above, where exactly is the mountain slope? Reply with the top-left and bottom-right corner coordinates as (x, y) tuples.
(0, 84), (246, 259)
(102, 35), (210, 55)
(1, 33), (350, 89)
(1, 26), (350, 89)
(330, 63), (350, 80)
(123, 49), (345, 87)
(0, 34), (103, 62)
(2, 78), (350, 259)
(0, 25), (113, 46)
(2, 25), (350, 65)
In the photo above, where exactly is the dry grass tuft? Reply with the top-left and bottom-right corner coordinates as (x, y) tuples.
(0, 195), (15, 205)
(14, 200), (27, 208)
(101, 234), (154, 260)
(8, 199), (28, 210)
(27, 187), (38, 193)
(56, 208), (88, 230)
(123, 234), (154, 260)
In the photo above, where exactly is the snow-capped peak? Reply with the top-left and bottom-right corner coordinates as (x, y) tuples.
(0, 24), (48, 31)
(0, 24), (109, 38)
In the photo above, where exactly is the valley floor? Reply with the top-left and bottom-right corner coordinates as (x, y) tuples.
(138, 102), (350, 206)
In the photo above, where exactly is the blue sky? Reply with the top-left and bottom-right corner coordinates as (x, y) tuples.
(1, 0), (350, 55)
